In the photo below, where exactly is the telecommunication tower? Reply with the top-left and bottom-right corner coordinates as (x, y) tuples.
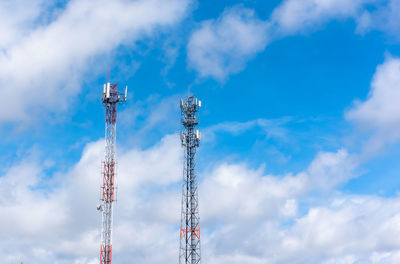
(97, 74), (127, 264)
(179, 95), (202, 264)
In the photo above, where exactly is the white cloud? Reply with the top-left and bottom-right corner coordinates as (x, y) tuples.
(346, 57), (400, 128)
(356, 0), (400, 37)
(346, 57), (400, 154)
(284, 196), (400, 263)
(187, 6), (269, 81)
(200, 148), (356, 225)
(0, 0), (191, 123)
(204, 196), (400, 264)
(306, 148), (357, 190)
(271, 0), (376, 34)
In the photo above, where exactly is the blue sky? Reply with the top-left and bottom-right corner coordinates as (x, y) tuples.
(1, 0), (400, 263)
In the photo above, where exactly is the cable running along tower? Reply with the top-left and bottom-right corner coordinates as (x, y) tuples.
(98, 75), (127, 264)
(179, 95), (202, 264)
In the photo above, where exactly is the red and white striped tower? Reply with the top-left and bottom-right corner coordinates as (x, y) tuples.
(98, 74), (127, 264)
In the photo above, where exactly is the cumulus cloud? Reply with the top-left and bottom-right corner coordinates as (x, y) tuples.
(0, 0), (191, 123)
(187, 6), (269, 81)
(346, 57), (400, 154)
(346, 57), (400, 128)
(201, 148), (356, 224)
(271, 196), (400, 264)
(203, 195), (400, 264)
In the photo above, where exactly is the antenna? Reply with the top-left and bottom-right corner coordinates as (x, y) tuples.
(124, 86), (128, 101)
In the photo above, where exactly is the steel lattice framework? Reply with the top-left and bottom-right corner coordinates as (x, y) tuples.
(179, 95), (202, 264)
(98, 79), (127, 264)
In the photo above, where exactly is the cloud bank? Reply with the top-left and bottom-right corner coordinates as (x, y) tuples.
(0, 133), (396, 264)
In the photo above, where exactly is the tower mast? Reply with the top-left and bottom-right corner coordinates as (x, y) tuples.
(179, 95), (202, 264)
(98, 75), (127, 264)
